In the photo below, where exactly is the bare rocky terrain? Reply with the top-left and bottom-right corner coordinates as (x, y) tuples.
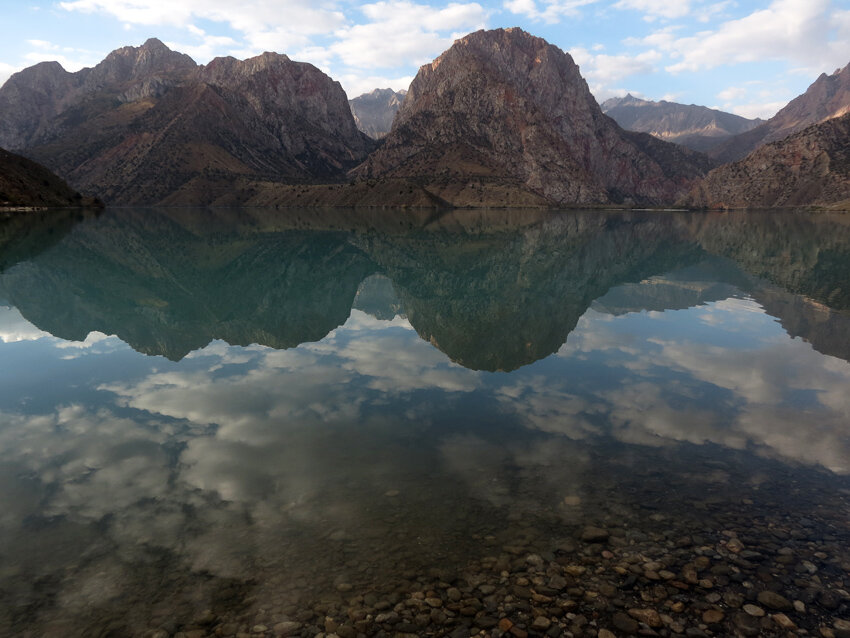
(682, 113), (850, 209)
(0, 39), (374, 205)
(601, 94), (761, 153)
(354, 29), (710, 207)
(349, 89), (407, 139)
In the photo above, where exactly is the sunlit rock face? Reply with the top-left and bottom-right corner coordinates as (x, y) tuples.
(0, 39), (375, 205)
(601, 93), (762, 152)
(349, 88), (407, 139)
(353, 28), (710, 206)
(708, 61), (850, 164)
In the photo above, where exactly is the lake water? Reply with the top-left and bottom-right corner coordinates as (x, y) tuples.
(0, 207), (849, 638)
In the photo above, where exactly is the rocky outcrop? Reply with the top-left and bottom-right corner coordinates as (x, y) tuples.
(710, 61), (850, 163)
(349, 88), (407, 139)
(601, 94), (761, 152)
(0, 147), (100, 208)
(0, 39), (375, 205)
(352, 28), (711, 207)
(682, 113), (850, 209)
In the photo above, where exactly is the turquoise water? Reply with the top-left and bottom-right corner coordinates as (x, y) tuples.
(0, 208), (848, 637)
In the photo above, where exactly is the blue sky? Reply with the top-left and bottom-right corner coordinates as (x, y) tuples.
(0, 0), (848, 119)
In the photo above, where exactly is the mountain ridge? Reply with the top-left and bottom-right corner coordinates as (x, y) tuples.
(601, 93), (762, 153)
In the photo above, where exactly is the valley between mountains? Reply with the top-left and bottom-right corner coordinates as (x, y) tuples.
(1, 28), (848, 210)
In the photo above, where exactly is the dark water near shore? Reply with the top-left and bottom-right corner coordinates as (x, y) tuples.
(0, 207), (849, 638)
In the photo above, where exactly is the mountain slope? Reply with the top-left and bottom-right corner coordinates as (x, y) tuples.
(0, 147), (99, 208)
(0, 39), (375, 205)
(601, 94), (761, 152)
(353, 28), (710, 207)
(349, 88), (407, 139)
(682, 113), (850, 209)
(710, 62), (850, 163)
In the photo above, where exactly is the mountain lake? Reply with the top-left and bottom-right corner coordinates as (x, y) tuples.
(0, 207), (849, 638)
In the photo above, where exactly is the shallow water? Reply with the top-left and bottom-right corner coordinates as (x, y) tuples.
(0, 207), (849, 638)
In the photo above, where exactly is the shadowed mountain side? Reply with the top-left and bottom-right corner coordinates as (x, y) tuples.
(0, 39), (374, 205)
(0, 147), (100, 208)
(354, 212), (703, 370)
(683, 114), (850, 209)
(0, 209), (375, 359)
(352, 29), (710, 207)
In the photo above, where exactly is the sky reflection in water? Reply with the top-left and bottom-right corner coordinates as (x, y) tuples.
(0, 208), (849, 636)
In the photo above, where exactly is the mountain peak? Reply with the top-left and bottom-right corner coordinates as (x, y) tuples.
(356, 28), (707, 206)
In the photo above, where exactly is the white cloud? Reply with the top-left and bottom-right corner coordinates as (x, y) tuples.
(503, 0), (599, 23)
(336, 72), (414, 99)
(729, 101), (786, 119)
(569, 46), (658, 100)
(21, 39), (101, 72)
(614, 0), (691, 21)
(651, 0), (850, 75)
(329, 1), (488, 70)
(0, 61), (17, 88)
(0, 306), (50, 342)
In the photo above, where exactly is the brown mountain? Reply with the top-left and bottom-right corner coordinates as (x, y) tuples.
(601, 94), (761, 152)
(349, 88), (407, 139)
(0, 147), (99, 208)
(0, 39), (374, 205)
(682, 113), (850, 209)
(710, 62), (850, 163)
(352, 28), (710, 207)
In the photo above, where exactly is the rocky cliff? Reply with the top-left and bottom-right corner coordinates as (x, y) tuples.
(710, 61), (850, 163)
(0, 39), (374, 205)
(352, 28), (711, 207)
(601, 94), (761, 152)
(349, 88), (407, 139)
(682, 113), (850, 209)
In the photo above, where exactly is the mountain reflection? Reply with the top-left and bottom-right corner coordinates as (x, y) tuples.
(0, 208), (849, 368)
(2, 209), (850, 638)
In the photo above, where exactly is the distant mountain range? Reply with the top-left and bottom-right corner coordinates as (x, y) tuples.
(349, 88), (407, 139)
(708, 62), (850, 164)
(0, 29), (848, 209)
(0, 38), (374, 205)
(600, 94), (762, 153)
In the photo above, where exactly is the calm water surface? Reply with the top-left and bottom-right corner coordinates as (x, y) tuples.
(0, 208), (849, 638)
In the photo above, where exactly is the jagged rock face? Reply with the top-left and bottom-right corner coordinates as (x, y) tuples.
(711, 61), (850, 163)
(0, 39), (375, 204)
(0, 39), (196, 151)
(601, 94), (761, 152)
(682, 113), (850, 209)
(354, 28), (709, 206)
(349, 88), (407, 139)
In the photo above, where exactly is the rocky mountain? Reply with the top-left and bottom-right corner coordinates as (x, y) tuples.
(352, 28), (711, 207)
(601, 94), (761, 152)
(682, 113), (850, 209)
(0, 147), (100, 208)
(0, 39), (375, 205)
(349, 88), (407, 139)
(710, 61), (850, 163)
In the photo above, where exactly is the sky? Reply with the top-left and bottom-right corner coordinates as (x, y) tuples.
(0, 0), (848, 119)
